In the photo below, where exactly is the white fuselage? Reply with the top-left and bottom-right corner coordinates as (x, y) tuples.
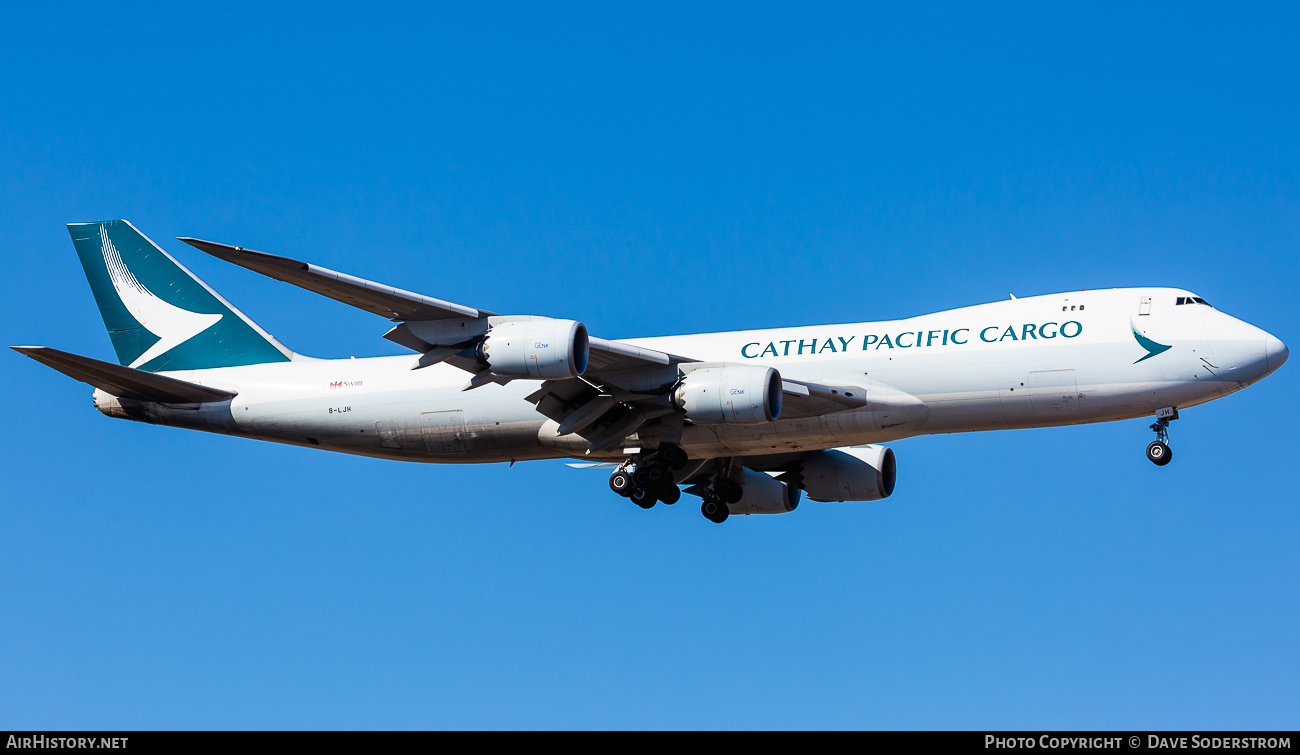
(94, 287), (1287, 463)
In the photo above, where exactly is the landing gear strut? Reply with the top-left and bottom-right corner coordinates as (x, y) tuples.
(607, 444), (687, 509)
(1146, 407), (1178, 466)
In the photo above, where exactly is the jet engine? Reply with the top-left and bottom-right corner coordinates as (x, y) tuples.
(673, 366), (782, 424)
(477, 319), (589, 379)
(799, 446), (896, 502)
(728, 468), (801, 515)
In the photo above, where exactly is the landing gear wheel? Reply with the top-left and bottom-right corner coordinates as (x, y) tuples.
(657, 484), (681, 505)
(635, 466), (665, 488)
(609, 470), (634, 497)
(715, 478), (743, 504)
(1146, 441), (1173, 466)
(701, 498), (729, 523)
(630, 486), (657, 508)
(659, 444), (688, 471)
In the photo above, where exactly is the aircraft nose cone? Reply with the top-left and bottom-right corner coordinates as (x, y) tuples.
(1266, 334), (1288, 372)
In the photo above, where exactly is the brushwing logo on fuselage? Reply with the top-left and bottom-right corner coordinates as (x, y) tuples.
(100, 226), (223, 368)
(1131, 321), (1173, 363)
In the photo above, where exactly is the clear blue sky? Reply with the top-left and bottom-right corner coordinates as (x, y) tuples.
(3, 2), (1297, 729)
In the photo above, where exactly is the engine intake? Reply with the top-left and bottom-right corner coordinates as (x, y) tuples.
(674, 366), (782, 424)
(478, 319), (589, 379)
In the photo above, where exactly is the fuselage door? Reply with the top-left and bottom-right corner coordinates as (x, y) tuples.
(420, 410), (468, 454)
(1139, 295), (1152, 316)
(375, 420), (402, 449)
(1028, 369), (1081, 416)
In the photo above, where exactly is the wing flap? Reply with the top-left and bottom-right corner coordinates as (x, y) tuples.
(13, 346), (238, 404)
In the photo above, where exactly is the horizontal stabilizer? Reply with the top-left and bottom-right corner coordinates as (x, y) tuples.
(179, 237), (494, 321)
(12, 346), (237, 404)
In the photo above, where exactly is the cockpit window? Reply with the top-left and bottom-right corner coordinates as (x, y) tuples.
(1176, 296), (1213, 307)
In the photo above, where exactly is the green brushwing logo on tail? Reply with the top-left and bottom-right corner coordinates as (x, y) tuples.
(1131, 323), (1173, 363)
(69, 220), (292, 372)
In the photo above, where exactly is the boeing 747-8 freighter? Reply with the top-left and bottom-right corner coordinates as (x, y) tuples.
(15, 220), (1288, 522)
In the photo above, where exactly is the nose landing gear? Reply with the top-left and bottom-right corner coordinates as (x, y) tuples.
(1146, 407), (1178, 466)
(1146, 440), (1171, 466)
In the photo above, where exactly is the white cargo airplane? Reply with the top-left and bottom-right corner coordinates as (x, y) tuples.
(15, 220), (1289, 523)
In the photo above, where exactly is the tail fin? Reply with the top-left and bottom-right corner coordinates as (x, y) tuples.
(68, 220), (293, 372)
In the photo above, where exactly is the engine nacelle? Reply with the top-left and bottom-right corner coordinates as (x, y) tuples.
(800, 446), (896, 502)
(674, 366), (782, 424)
(478, 319), (589, 379)
(728, 468), (801, 515)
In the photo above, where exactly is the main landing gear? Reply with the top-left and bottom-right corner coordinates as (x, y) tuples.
(608, 443), (688, 510)
(1146, 407), (1178, 466)
(699, 473), (742, 524)
(607, 447), (745, 524)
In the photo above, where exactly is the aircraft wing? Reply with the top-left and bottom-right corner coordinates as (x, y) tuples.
(179, 236), (688, 374)
(585, 336), (675, 371)
(778, 377), (868, 418)
(180, 236), (868, 453)
(179, 238), (494, 321)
